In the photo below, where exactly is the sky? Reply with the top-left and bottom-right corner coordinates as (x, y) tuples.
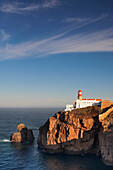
(0, 0), (113, 107)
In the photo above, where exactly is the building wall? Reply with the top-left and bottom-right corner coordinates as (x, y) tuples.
(101, 100), (111, 109)
(65, 99), (113, 111)
(65, 104), (74, 111)
(75, 99), (101, 109)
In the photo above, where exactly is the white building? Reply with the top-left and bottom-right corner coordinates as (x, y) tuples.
(64, 104), (74, 111)
(74, 98), (102, 109)
(65, 90), (102, 111)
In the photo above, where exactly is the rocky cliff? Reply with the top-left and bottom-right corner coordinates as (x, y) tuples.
(99, 106), (113, 166)
(38, 106), (101, 153)
(38, 105), (113, 166)
(10, 123), (35, 143)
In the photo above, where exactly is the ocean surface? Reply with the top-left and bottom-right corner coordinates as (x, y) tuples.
(0, 108), (113, 170)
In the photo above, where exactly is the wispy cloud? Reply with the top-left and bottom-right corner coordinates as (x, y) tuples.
(0, 15), (112, 60)
(0, 0), (59, 14)
(63, 14), (108, 24)
(64, 17), (89, 23)
(0, 29), (10, 41)
(0, 27), (113, 60)
(46, 28), (113, 54)
(42, 0), (59, 8)
(0, 2), (39, 14)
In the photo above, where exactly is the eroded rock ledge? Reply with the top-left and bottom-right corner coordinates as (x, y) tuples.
(38, 105), (113, 166)
(10, 123), (35, 143)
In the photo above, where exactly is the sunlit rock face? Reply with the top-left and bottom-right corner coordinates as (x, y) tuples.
(10, 123), (35, 143)
(38, 106), (101, 154)
(17, 123), (25, 132)
(38, 105), (113, 166)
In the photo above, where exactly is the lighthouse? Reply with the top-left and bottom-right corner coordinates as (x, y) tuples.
(78, 89), (82, 100)
(64, 89), (102, 111)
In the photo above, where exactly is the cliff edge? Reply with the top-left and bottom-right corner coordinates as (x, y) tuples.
(38, 105), (113, 166)
(38, 106), (101, 153)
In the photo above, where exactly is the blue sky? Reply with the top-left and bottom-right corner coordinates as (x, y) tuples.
(0, 0), (113, 107)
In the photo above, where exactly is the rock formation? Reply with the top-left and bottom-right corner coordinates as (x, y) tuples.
(99, 106), (113, 166)
(38, 105), (113, 166)
(10, 123), (34, 143)
(38, 106), (101, 152)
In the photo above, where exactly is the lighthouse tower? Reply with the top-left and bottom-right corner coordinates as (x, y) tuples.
(78, 89), (82, 100)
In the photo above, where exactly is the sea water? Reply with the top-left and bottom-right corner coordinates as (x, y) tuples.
(0, 108), (112, 170)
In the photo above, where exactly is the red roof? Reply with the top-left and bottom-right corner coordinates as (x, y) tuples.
(78, 89), (82, 92)
(82, 99), (95, 100)
(82, 99), (102, 101)
(96, 99), (102, 101)
(87, 99), (95, 100)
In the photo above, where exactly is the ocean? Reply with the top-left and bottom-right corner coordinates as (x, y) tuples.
(0, 108), (112, 170)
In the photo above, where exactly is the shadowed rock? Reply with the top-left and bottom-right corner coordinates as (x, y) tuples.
(38, 106), (101, 153)
(99, 108), (113, 166)
(10, 123), (35, 143)
(38, 105), (113, 166)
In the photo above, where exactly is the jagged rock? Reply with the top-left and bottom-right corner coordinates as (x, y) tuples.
(38, 105), (113, 166)
(17, 123), (25, 132)
(10, 132), (22, 143)
(10, 123), (35, 143)
(38, 106), (101, 154)
(99, 109), (113, 166)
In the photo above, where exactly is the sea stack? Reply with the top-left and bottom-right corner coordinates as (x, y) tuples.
(10, 123), (35, 143)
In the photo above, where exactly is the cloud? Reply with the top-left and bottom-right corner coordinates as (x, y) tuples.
(46, 28), (113, 54)
(64, 17), (89, 23)
(0, 15), (112, 60)
(0, 2), (39, 14)
(0, 0), (59, 14)
(0, 29), (10, 41)
(42, 0), (59, 8)
(0, 26), (113, 60)
(63, 14), (108, 24)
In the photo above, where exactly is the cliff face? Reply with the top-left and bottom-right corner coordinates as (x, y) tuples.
(38, 105), (113, 166)
(38, 106), (101, 154)
(99, 108), (113, 166)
